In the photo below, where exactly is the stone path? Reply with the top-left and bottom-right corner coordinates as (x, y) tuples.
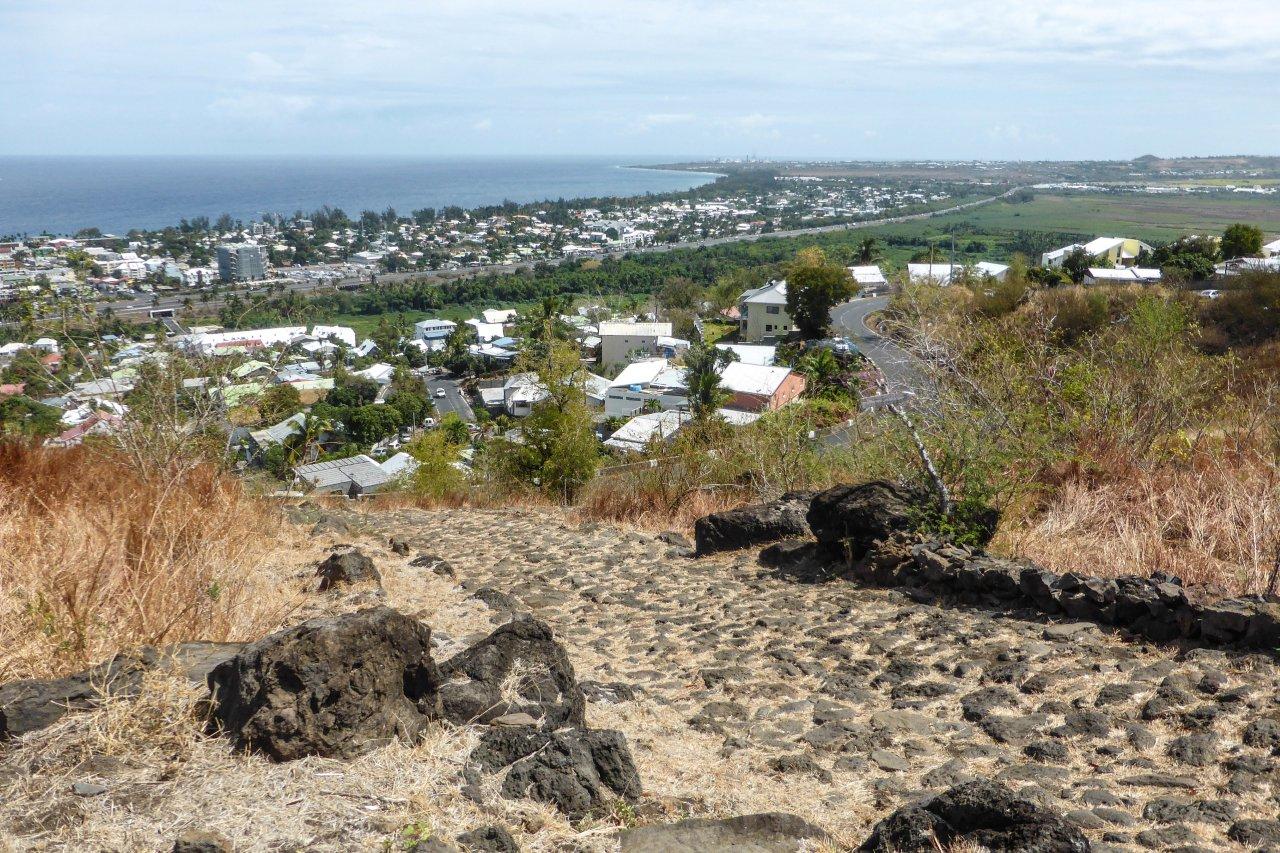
(357, 507), (1280, 852)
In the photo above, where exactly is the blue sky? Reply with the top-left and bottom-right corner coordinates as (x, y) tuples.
(3, 0), (1277, 160)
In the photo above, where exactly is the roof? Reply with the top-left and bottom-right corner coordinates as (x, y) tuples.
(604, 410), (692, 452)
(597, 321), (673, 338)
(738, 279), (787, 306)
(583, 373), (611, 400)
(293, 454), (391, 493)
(715, 344), (776, 366)
(849, 265), (887, 285)
(609, 358), (669, 389)
(974, 261), (1010, 277)
(249, 412), (306, 447)
(381, 452), (420, 478)
(717, 362), (793, 397)
(482, 309), (518, 324)
(1085, 267), (1163, 282)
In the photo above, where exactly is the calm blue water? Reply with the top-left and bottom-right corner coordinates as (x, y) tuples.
(0, 156), (720, 236)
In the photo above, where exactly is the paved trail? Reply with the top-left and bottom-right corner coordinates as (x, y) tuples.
(356, 506), (1280, 851)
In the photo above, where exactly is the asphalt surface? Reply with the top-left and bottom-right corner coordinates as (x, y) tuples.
(3, 186), (1025, 329)
(829, 295), (929, 395)
(425, 374), (475, 423)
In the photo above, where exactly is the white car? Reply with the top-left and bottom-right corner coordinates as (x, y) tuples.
(435, 388), (447, 398)
(1197, 289), (1221, 300)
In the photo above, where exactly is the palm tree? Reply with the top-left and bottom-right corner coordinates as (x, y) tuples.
(684, 342), (733, 420)
(857, 237), (883, 266)
(286, 414), (333, 466)
(796, 348), (843, 399)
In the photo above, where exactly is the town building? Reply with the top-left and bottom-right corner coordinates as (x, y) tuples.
(1041, 237), (1152, 269)
(736, 280), (791, 342)
(717, 362), (805, 412)
(216, 243), (267, 282)
(597, 321), (674, 366)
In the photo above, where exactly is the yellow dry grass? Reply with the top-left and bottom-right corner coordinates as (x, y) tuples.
(0, 441), (306, 681)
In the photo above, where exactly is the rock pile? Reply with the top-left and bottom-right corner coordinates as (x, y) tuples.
(695, 479), (1280, 655)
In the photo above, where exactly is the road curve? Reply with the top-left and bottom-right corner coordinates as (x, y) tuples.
(830, 295), (929, 395)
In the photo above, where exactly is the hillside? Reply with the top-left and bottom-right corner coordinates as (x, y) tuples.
(2, 500), (1279, 851)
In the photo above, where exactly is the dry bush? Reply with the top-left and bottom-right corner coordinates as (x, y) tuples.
(0, 441), (302, 681)
(998, 447), (1280, 594)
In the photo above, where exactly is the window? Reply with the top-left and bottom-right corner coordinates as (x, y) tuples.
(765, 324), (774, 332)
(766, 305), (780, 315)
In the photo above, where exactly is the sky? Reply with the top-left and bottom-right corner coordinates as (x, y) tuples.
(2, 0), (1278, 160)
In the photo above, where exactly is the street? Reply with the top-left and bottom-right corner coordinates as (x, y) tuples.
(424, 373), (475, 423)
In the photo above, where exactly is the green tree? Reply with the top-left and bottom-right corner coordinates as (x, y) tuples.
(1221, 223), (1264, 260)
(683, 341), (735, 420)
(856, 237), (883, 265)
(403, 429), (469, 500)
(795, 347), (846, 400)
(257, 382), (302, 424)
(784, 248), (854, 339)
(347, 404), (401, 446)
(1061, 247), (1093, 284)
(484, 338), (600, 501)
(0, 395), (63, 438)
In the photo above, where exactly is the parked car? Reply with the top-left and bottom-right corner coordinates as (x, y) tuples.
(435, 388), (447, 398)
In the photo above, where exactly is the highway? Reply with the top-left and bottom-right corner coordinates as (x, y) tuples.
(3, 185), (1024, 330)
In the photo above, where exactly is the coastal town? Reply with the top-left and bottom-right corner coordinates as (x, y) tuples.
(0, 171), (977, 311)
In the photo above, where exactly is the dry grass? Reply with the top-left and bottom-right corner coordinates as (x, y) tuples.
(0, 441), (305, 681)
(997, 446), (1280, 595)
(576, 473), (748, 533)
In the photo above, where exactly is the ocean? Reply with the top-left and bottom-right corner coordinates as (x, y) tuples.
(0, 156), (720, 237)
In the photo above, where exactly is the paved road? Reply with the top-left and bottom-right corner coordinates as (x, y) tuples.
(830, 295), (929, 395)
(425, 374), (475, 423)
(3, 186), (1025, 330)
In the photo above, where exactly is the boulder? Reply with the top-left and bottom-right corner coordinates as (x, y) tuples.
(456, 825), (520, 852)
(470, 726), (641, 818)
(859, 780), (1089, 852)
(315, 546), (381, 590)
(207, 607), (440, 761)
(409, 553), (457, 579)
(620, 813), (830, 852)
(693, 492), (813, 555)
(0, 642), (243, 740)
(807, 481), (922, 554)
(438, 616), (585, 729)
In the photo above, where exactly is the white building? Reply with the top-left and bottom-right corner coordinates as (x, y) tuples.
(413, 319), (457, 350)
(849, 265), (888, 291)
(1041, 237), (1152, 269)
(481, 308), (519, 325)
(183, 326), (308, 355)
(597, 321), (674, 366)
(1083, 267), (1163, 284)
(715, 343), (776, 366)
(310, 325), (357, 348)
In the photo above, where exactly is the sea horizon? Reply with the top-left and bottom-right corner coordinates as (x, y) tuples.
(0, 155), (721, 237)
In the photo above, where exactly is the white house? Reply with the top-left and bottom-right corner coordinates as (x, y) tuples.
(310, 325), (357, 348)
(353, 363), (396, 386)
(736, 280), (791, 342)
(1083, 267), (1163, 284)
(715, 343), (776, 366)
(1041, 237), (1152, 269)
(907, 262), (1009, 286)
(603, 358), (673, 417)
(466, 319), (505, 343)
(413, 319), (457, 351)
(502, 372), (549, 417)
(597, 321), (674, 366)
(604, 410), (692, 453)
(849, 265), (888, 291)
(1262, 238), (1280, 258)
(183, 326), (308, 355)
(481, 308), (519, 325)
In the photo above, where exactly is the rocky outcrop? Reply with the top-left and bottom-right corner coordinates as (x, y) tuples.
(694, 492), (813, 555)
(456, 825), (520, 852)
(207, 607), (440, 761)
(315, 546), (381, 590)
(807, 480), (923, 555)
(469, 725), (641, 818)
(438, 616), (585, 729)
(0, 642), (243, 739)
(859, 780), (1089, 852)
(620, 813), (829, 852)
(834, 535), (1280, 654)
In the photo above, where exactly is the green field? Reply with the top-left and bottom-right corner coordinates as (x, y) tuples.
(849, 191), (1280, 270)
